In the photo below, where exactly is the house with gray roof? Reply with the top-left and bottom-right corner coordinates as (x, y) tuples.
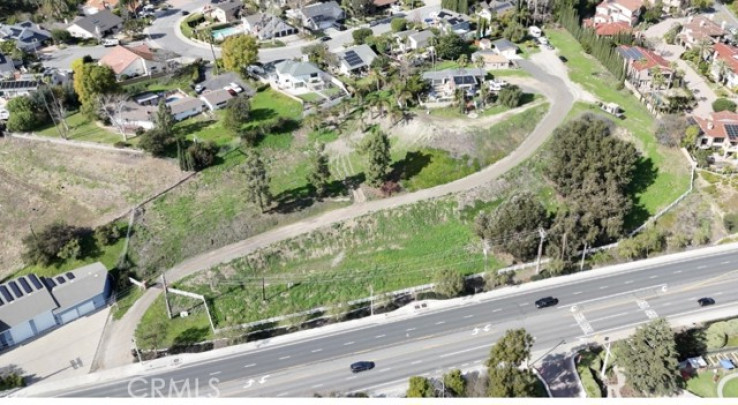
(200, 72), (256, 97)
(200, 89), (234, 111)
(0, 80), (39, 99)
(0, 52), (15, 79)
(433, 10), (473, 39)
(334, 44), (377, 75)
(0, 21), (52, 52)
(243, 13), (298, 40)
(476, 0), (515, 21)
(492, 38), (519, 58)
(67, 9), (123, 39)
(168, 97), (205, 121)
(0, 262), (110, 349)
(212, 1), (243, 23)
(298, 1), (345, 31)
(422, 68), (487, 101)
(273, 59), (328, 90)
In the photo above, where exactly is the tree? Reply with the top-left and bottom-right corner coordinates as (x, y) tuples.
(391, 17), (407, 32)
(221, 34), (259, 74)
(5, 95), (49, 133)
(358, 127), (391, 187)
(486, 329), (538, 397)
(615, 318), (680, 396)
(692, 0), (714, 10)
(139, 128), (171, 156)
(242, 150), (272, 212)
(498, 84), (523, 108)
(306, 142), (331, 198)
(434, 268), (464, 298)
(487, 365), (538, 397)
(712, 97), (737, 113)
(72, 59), (119, 105)
(443, 369), (466, 397)
(487, 328), (535, 368)
(155, 99), (175, 137)
(302, 43), (337, 70)
(223, 95), (252, 135)
(22, 222), (88, 266)
(187, 141), (219, 171)
(406, 376), (435, 397)
(435, 33), (466, 60)
(655, 114), (687, 147)
(97, 93), (130, 140)
(642, 0), (662, 23)
(352, 28), (374, 45)
(474, 193), (549, 261)
(503, 21), (526, 43)
(683, 125), (699, 148)
(94, 223), (121, 247)
(50, 29), (72, 45)
(343, 0), (374, 18)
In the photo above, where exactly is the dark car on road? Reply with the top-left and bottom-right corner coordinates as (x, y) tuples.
(558, 55), (568, 63)
(319, 36), (332, 42)
(698, 297), (716, 307)
(350, 361), (375, 373)
(535, 296), (558, 309)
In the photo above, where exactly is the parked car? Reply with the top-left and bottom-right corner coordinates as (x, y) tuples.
(697, 297), (715, 307)
(319, 36), (331, 42)
(101, 38), (120, 47)
(535, 296), (558, 309)
(558, 55), (568, 63)
(181, 10), (190, 15)
(350, 361), (375, 373)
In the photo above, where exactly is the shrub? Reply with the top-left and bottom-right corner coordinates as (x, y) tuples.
(434, 268), (465, 298)
(578, 366), (603, 398)
(713, 98), (737, 113)
(724, 212), (738, 233)
(135, 127), (146, 136)
(352, 28), (373, 45)
(187, 141), (219, 171)
(22, 222), (89, 266)
(94, 223), (121, 247)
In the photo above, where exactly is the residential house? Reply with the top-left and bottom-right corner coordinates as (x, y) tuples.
(661, 0), (688, 14)
(99, 44), (164, 80)
(297, 1), (345, 31)
(199, 72), (256, 97)
(373, 0), (400, 13)
(200, 89), (234, 111)
(212, 1), (243, 23)
(617, 45), (674, 89)
(0, 263), (110, 349)
(82, 0), (119, 15)
(711, 43), (738, 89)
(334, 44), (377, 75)
(242, 13), (298, 40)
(115, 101), (156, 131)
(478, 38), (492, 50)
(472, 50), (511, 69)
(593, 0), (643, 26)
(692, 111), (738, 156)
(492, 38), (519, 59)
(433, 10), (473, 39)
(593, 21), (632, 36)
(0, 80), (39, 99)
(476, 0), (515, 21)
(422, 68), (487, 101)
(168, 97), (205, 121)
(395, 30), (436, 52)
(677, 15), (726, 50)
(67, 9), (123, 39)
(0, 21), (52, 52)
(0, 52), (15, 79)
(273, 59), (327, 90)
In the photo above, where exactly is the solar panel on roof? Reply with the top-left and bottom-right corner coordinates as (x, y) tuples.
(18, 278), (32, 294)
(66, 272), (76, 280)
(8, 281), (22, 298)
(29, 274), (43, 290)
(344, 50), (364, 67)
(727, 124), (738, 139)
(0, 298), (3, 306)
(0, 286), (12, 302)
(56, 276), (66, 284)
(43, 277), (56, 289)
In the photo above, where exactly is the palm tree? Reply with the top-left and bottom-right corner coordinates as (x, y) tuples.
(368, 68), (384, 92)
(474, 54), (486, 69)
(393, 82), (413, 109)
(457, 54), (469, 68)
(406, 75), (429, 105)
(480, 81), (490, 108)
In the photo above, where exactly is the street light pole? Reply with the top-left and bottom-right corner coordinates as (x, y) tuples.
(600, 336), (612, 380)
(132, 337), (144, 367)
(369, 285), (374, 316)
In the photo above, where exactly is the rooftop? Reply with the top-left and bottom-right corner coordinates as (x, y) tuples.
(275, 59), (323, 77)
(99, 44), (156, 75)
(70, 9), (123, 33)
(48, 262), (108, 314)
(693, 111), (738, 141)
(0, 274), (58, 333)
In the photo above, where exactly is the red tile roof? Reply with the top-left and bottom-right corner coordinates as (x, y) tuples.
(597, 0), (644, 12)
(680, 16), (725, 43)
(373, 0), (398, 5)
(693, 111), (738, 140)
(595, 21), (632, 36)
(99, 44), (155, 75)
(630, 46), (670, 71)
(714, 42), (738, 74)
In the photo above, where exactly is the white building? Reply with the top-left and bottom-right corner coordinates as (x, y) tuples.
(98, 44), (164, 80)
(593, 0), (643, 27)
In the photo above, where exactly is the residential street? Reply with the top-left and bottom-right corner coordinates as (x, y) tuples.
(92, 49), (577, 372)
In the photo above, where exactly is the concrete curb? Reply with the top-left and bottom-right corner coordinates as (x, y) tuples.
(569, 353), (587, 398)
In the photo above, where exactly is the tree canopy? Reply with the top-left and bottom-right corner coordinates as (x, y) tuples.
(223, 95), (252, 135)
(72, 59), (119, 105)
(435, 33), (467, 60)
(221, 34), (259, 74)
(406, 376), (435, 397)
(486, 329), (538, 397)
(242, 150), (272, 212)
(306, 142), (331, 198)
(434, 268), (465, 298)
(358, 128), (392, 187)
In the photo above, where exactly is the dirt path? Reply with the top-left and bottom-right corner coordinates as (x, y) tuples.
(96, 57), (576, 371)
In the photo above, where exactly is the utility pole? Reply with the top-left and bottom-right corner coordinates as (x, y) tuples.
(535, 227), (547, 274)
(161, 273), (172, 319)
(132, 337), (144, 366)
(369, 285), (374, 316)
(600, 336), (612, 380)
(579, 242), (588, 271)
(262, 276), (266, 302)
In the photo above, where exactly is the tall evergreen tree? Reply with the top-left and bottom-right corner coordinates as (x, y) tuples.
(306, 142), (332, 198)
(358, 127), (391, 187)
(242, 151), (272, 212)
(156, 99), (175, 137)
(486, 329), (538, 397)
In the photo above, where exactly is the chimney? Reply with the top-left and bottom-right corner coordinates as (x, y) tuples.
(708, 118), (714, 130)
(723, 21), (727, 30)
(700, 20), (706, 28)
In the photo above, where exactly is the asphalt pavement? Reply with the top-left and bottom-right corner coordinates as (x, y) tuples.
(47, 249), (738, 397)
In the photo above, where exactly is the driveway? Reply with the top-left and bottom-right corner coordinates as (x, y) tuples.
(94, 55), (576, 371)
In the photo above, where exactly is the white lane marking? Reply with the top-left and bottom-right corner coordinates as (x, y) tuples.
(472, 327), (480, 335)
(722, 261), (731, 264)
(279, 356), (291, 360)
(492, 308), (502, 312)
(375, 335), (386, 339)
(276, 392), (289, 397)
(572, 291), (582, 295)
(411, 360), (423, 365)
(312, 384), (324, 389)
(558, 284), (666, 308)
(645, 309), (659, 319)
(715, 292), (724, 296)
(689, 297), (697, 301)
(379, 367), (393, 372)
(463, 314), (474, 318)
(636, 299), (650, 310)
(624, 280), (634, 284)
(344, 341), (355, 346)
(573, 312), (594, 335)
(406, 328), (416, 332)
(244, 363), (256, 368)
(474, 360), (482, 364)
(519, 303), (529, 306)
(421, 372), (430, 376)
(697, 265), (707, 269)
(436, 321), (446, 325)
(346, 376), (357, 380)
(599, 286), (608, 290)
(673, 270), (682, 274)
(209, 371), (222, 376)
(649, 275), (658, 279)
(311, 348), (323, 353)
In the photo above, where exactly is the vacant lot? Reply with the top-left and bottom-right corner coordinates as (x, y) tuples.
(0, 137), (183, 276)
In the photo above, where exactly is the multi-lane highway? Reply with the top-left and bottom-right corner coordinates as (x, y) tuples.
(47, 248), (738, 397)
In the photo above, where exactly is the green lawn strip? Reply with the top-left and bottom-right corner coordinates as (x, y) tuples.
(112, 287), (143, 320)
(722, 376), (738, 398)
(575, 350), (605, 397)
(136, 295), (214, 350)
(490, 69), (532, 77)
(686, 371), (718, 398)
(547, 29), (690, 216)
(297, 92), (323, 103)
(37, 112), (123, 145)
(401, 148), (479, 191)
(427, 60), (461, 71)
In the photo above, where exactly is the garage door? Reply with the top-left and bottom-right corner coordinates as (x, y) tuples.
(32, 312), (56, 333)
(76, 300), (96, 317)
(9, 322), (34, 344)
(59, 309), (79, 325)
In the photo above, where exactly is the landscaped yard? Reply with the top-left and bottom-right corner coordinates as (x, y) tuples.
(298, 92), (323, 103)
(37, 112), (124, 145)
(723, 376), (738, 397)
(686, 371), (719, 397)
(547, 29), (691, 218)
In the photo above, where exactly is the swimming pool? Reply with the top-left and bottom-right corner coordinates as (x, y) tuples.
(212, 25), (243, 41)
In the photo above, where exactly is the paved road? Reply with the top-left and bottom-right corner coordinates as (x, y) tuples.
(94, 55), (576, 371)
(52, 249), (738, 397)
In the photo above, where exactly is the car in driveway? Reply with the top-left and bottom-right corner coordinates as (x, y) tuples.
(697, 297), (715, 307)
(350, 361), (375, 373)
(535, 296), (558, 309)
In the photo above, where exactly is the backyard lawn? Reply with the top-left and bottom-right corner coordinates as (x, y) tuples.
(686, 372), (718, 397)
(547, 29), (691, 217)
(37, 112), (124, 145)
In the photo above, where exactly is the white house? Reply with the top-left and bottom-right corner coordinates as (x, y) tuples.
(212, 1), (243, 23)
(711, 43), (738, 90)
(272, 60), (327, 90)
(297, 1), (345, 31)
(67, 9), (122, 39)
(476, 0), (515, 21)
(98, 44), (164, 80)
(0, 21), (52, 52)
(200, 89), (234, 111)
(492, 38), (519, 59)
(169, 97), (205, 121)
(334, 44), (377, 75)
(593, 0), (643, 27)
(242, 13), (298, 40)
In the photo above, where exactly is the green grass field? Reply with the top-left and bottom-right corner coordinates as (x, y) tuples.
(37, 112), (123, 145)
(547, 29), (690, 216)
(723, 376), (738, 398)
(473, 103), (549, 167)
(686, 372), (718, 397)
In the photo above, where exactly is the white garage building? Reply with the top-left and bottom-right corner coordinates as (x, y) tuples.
(0, 262), (110, 349)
